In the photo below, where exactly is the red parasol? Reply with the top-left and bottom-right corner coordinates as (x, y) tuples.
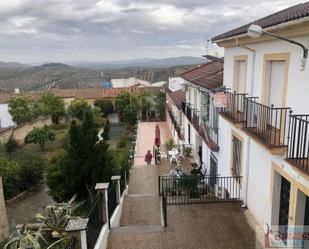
(154, 124), (161, 147)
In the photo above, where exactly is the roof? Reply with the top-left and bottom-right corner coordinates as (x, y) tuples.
(166, 89), (185, 110)
(212, 2), (309, 41)
(179, 61), (223, 90)
(49, 88), (77, 98)
(75, 88), (103, 99)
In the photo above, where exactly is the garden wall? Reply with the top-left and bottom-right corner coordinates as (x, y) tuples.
(0, 116), (52, 144)
(0, 177), (9, 241)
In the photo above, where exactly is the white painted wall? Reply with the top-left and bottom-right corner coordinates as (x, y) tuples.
(0, 103), (15, 128)
(168, 77), (185, 92)
(219, 34), (309, 227)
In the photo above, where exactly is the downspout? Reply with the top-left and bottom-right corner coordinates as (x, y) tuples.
(236, 39), (256, 208)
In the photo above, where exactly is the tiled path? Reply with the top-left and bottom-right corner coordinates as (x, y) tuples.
(107, 122), (258, 249)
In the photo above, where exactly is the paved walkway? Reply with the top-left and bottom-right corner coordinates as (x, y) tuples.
(107, 122), (258, 249)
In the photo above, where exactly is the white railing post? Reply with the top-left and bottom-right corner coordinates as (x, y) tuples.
(111, 176), (121, 204)
(95, 183), (109, 225)
(65, 217), (89, 249)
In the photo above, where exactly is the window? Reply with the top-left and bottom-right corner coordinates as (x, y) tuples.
(235, 60), (247, 93)
(267, 60), (285, 107)
(232, 135), (242, 177)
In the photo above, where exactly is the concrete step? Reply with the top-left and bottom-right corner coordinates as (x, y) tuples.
(110, 224), (164, 234)
(120, 195), (161, 226)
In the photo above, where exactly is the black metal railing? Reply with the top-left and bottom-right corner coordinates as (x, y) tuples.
(176, 124), (184, 140)
(86, 194), (104, 249)
(181, 101), (186, 114)
(221, 91), (248, 123)
(244, 99), (291, 147)
(186, 105), (192, 122)
(158, 175), (242, 204)
(108, 182), (118, 224)
(193, 111), (200, 131)
(65, 237), (76, 249)
(286, 114), (309, 174)
(202, 123), (219, 147)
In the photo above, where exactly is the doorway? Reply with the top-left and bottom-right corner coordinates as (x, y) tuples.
(278, 176), (291, 240)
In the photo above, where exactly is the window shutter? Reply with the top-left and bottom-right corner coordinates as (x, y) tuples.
(269, 61), (285, 107)
(237, 61), (246, 93)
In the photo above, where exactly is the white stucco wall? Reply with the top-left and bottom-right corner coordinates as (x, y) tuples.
(0, 103), (15, 128)
(219, 34), (309, 227)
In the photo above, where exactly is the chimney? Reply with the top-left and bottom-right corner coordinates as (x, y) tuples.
(14, 88), (20, 94)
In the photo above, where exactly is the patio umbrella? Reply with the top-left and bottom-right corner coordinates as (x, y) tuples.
(154, 124), (161, 148)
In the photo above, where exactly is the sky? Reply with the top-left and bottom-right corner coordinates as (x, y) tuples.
(0, 0), (305, 63)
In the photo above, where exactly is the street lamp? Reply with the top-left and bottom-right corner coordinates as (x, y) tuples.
(247, 24), (308, 70)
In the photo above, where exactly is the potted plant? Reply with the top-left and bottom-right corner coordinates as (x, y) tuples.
(177, 175), (200, 199)
(184, 146), (192, 157)
(165, 139), (174, 151)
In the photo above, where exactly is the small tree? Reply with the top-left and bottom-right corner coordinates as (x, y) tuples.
(25, 125), (56, 150)
(39, 92), (65, 124)
(115, 92), (140, 124)
(94, 98), (114, 116)
(68, 100), (91, 120)
(155, 91), (166, 120)
(8, 97), (33, 125)
(5, 135), (18, 155)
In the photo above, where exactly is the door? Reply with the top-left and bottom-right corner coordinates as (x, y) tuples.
(188, 124), (191, 144)
(304, 196), (309, 248)
(209, 154), (218, 186)
(278, 176), (291, 240)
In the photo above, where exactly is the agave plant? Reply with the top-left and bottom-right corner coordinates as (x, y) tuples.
(36, 195), (83, 238)
(4, 225), (47, 249)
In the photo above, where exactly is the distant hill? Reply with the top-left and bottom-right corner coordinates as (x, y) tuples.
(0, 58), (205, 92)
(0, 61), (30, 69)
(68, 56), (207, 70)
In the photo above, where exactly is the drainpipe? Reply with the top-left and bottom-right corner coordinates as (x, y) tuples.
(236, 39), (256, 208)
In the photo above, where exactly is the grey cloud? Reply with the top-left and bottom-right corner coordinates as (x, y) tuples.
(0, 0), (304, 63)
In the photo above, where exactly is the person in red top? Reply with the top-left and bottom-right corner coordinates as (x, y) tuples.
(145, 150), (153, 165)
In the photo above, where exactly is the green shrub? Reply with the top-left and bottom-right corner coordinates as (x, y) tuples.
(165, 139), (174, 151)
(0, 157), (21, 199)
(14, 151), (46, 190)
(51, 123), (68, 130)
(5, 135), (18, 154)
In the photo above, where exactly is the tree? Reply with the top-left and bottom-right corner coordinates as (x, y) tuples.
(8, 97), (33, 125)
(47, 108), (117, 202)
(24, 125), (56, 150)
(155, 91), (166, 120)
(39, 92), (65, 124)
(68, 100), (91, 120)
(94, 98), (114, 116)
(114, 92), (140, 124)
(5, 135), (18, 155)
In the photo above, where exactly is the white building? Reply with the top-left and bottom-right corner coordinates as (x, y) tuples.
(211, 2), (309, 246)
(177, 57), (224, 175)
(111, 77), (151, 88)
(0, 102), (14, 128)
(168, 77), (185, 92)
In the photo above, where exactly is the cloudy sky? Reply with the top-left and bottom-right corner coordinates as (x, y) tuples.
(0, 0), (304, 63)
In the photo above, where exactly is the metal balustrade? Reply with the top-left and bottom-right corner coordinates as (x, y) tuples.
(244, 98), (291, 147)
(158, 175), (242, 204)
(220, 91), (248, 123)
(286, 114), (309, 174)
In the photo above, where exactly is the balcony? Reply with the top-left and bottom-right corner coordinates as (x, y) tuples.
(199, 122), (219, 152)
(286, 115), (309, 175)
(220, 91), (248, 126)
(192, 111), (200, 131)
(186, 105), (192, 122)
(181, 101), (186, 114)
(244, 98), (291, 153)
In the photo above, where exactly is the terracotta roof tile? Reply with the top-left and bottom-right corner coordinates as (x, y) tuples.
(212, 2), (309, 41)
(166, 89), (185, 110)
(50, 89), (77, 98)
(180, 61), (223, 90)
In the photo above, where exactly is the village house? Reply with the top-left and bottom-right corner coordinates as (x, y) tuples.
(210, 2), (309, 245)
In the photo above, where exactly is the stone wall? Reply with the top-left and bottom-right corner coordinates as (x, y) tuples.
(0, 177), (9, 241)
(0, 116), (52, 144)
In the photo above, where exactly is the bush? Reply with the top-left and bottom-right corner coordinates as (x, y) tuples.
(5, 135), (18, 154)
(0, 157), (21, 199)
(14, 151), (46, 190)
(25, 125), (56, 150)
(51, 123), (69, 130)
(165, 138), (174, 151)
